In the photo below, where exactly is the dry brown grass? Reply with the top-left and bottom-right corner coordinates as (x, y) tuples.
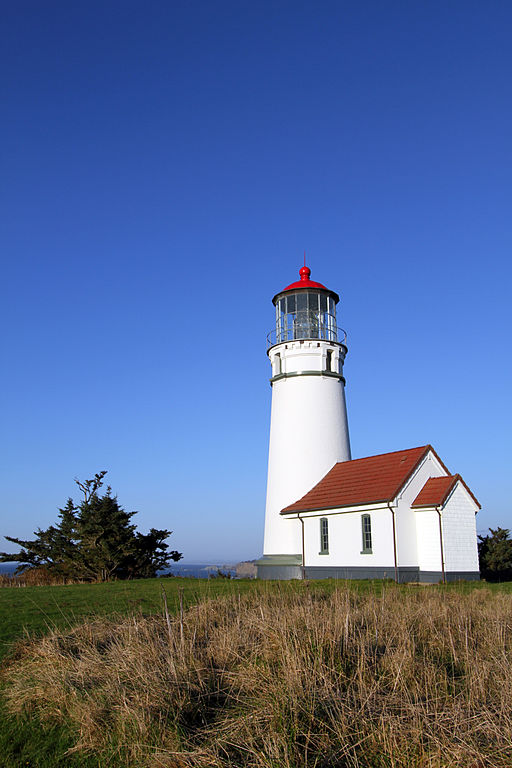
(0, 566), (76, 587)
(3, 584), (512, 767)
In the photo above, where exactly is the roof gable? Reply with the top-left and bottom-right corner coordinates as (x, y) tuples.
(412, 474), (481, 509)
(411, 475), (459, 508)
(281, 445), (433, 515)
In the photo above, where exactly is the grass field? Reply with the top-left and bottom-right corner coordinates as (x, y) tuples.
(1, 577), (512, 767)
(0, 577), (258, 768)
(3, 576), (512, 664)
(0, 577), (259, 663)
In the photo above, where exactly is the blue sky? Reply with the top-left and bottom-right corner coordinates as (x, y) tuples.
(1, 1), (511, 562)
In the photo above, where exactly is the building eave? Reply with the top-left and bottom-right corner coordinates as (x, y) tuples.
(281, 501), (390, 517)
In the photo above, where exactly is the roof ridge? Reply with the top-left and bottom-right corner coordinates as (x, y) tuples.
(424, 474), (457, 482)
(341, 445), (430, 465)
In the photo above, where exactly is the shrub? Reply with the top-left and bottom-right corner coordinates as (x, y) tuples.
(0, 472), (182, 582)
(478, 527), (512, 581)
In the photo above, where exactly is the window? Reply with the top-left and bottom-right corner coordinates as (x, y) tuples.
(274, 353), (281, 375)
(307, 292), (319, 313)
(326, 349), (333, 372)
(319, 517), (329, 554)
(296, 293), (307, 313)
(361, 514), (372, 553)
(287, 294), (296, 313)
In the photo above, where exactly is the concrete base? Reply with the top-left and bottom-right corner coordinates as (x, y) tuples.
(255, 554), (302, 580)
(417, 570), (480, 583)
(256, 559), (480, 583)
(305, 565), (399, 581)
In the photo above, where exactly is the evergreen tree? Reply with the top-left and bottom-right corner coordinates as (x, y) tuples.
(478, 527), (512, 582)
(0, 472), (182, 581)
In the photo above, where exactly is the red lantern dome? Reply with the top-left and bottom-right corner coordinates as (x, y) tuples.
(283, 265), (328, 292)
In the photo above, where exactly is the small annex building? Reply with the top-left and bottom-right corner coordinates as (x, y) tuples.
(279, 445), (480, 582)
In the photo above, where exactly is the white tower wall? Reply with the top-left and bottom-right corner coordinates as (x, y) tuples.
(263, 339), (351, 557)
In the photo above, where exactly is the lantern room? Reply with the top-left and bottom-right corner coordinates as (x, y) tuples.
(268, 265), (344, 347)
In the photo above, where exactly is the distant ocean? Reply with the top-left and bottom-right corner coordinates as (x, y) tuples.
(163, 562), (238, 579)
(0, 562), (18, 576)
(0, 561), (239, 579)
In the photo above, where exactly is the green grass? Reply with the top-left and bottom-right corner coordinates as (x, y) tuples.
(1, 576), (511, 768)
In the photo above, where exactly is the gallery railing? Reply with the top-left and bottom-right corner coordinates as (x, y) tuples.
(267, 314), (347, 348)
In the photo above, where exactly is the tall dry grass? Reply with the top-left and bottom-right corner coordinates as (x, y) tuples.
(0, 566), (76, 587)
(3, 584), (512, 767)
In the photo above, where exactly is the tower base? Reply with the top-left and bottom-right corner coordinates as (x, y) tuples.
(255, 554), (302, 580)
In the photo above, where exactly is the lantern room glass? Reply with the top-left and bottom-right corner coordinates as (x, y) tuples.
(275, 291), (337, 343)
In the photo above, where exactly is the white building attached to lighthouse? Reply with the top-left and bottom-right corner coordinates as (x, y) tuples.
(256, 264), (480, 582)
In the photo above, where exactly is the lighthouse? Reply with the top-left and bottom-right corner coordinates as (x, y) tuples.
(256, 264), (351, 580)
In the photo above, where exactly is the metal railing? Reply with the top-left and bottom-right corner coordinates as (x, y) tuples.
(267, 323), (347, 348)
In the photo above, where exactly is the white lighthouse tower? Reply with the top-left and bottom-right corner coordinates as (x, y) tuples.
(256, 264), (351, 579)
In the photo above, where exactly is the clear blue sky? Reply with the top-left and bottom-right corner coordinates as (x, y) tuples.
(1, 1), (511, 562)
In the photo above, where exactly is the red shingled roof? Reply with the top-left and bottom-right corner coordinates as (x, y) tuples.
(412, 474), (481, 509)
(281, 445), (442, 515)
(411, 475), (459, 508)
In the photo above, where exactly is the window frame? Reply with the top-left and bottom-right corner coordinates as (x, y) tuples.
(319, 517), (329, 555)
(361, 514), (372, 554)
